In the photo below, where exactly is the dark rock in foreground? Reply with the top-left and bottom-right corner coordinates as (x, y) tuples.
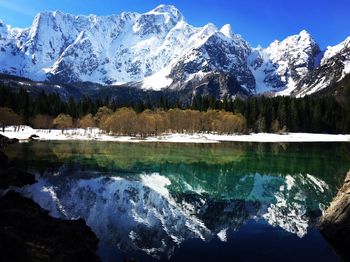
(318, 171), (350, 261)
(0, 167), (37, 189)
(0, 134), (19, 150)
(0, 134), (35, 189)
(0, 191), (99, 262)
(0, 138), (100, 261)
(0, 150), (8, 168)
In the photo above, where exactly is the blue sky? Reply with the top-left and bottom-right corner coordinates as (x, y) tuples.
(0, 0), (349, 48)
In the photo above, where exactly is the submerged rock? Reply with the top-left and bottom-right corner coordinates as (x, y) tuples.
(29, 134), (40, 140)
(318, 171), (350, 260)
(0, 191), (100, 262)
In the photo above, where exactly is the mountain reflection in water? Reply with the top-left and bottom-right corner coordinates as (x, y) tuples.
(5, 141), (350, 261)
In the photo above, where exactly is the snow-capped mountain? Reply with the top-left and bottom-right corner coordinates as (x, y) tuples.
(0, 5), (349, 97)
(248, 30), (321, 94)
(293, 36), (350, 96)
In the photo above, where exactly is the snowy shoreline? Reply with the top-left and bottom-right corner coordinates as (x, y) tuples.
(1, 126), (350, 143)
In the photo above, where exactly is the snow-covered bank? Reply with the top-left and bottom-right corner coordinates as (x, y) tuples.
(205, 133), (350, 143)
(1, 126), (350, 143)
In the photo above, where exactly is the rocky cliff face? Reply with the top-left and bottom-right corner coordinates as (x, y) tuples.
(294, 37), (350, 96)
(318, 171), (350, 260)
(248, 30), (321, 94)
(1, 5), (350, 98)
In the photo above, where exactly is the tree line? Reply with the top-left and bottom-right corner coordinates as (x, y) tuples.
(0, 84), (349, 134)
(0, 105), (246, 136)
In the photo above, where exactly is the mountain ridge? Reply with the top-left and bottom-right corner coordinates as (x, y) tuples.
(0, 4), (349, 98)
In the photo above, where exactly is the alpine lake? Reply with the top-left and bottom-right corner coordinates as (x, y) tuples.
(4, 141), (350, 262)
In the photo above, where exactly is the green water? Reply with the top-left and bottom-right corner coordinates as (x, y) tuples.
(5, 141), (350, 261)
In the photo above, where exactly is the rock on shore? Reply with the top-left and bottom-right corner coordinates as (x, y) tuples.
(0, 191), (100, 262)
(0, 134), (19, 150)
(318, 171), (350, 260)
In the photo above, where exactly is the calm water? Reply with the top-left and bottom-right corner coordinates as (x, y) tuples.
(5, 141), (350, 261)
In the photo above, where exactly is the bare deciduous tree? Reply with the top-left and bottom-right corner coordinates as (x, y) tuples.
(0, 107), (21, 132)
(53, 114), (73, 133)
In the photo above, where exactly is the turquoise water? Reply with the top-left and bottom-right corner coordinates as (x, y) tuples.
(5, 141), (350, 261)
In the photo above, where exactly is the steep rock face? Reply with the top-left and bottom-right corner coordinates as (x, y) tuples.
(168, 25), (254, 93)
(318, 171), (350, 260)
(294, 37), (350, 96)
(169, 71), (251, 103)
(248, 30), (321, 94)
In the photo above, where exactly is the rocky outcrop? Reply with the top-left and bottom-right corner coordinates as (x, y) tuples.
(0, 191), (99, 262)
(318, 171), (350, 260)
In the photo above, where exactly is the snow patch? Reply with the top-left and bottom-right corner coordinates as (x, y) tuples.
(141, 173), (171, 198)
(142, 66), (173, 90)
(285, 175), (295, 191)
(1, 126), (350, 143)
(217, 228), (228, 242)
(306, 174), (329, 193)
(220, 24), (233, 38)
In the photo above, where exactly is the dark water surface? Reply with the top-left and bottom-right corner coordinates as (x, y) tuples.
(5, 141), (350, 261)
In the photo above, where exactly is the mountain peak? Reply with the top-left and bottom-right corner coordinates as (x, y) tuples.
(297, 30), (317, 44)
(322, 35), (350, 64)
(152, 4), (179, 13)
(220, 24), (234, 38)
(299, 29), (311, 37)
(334, 36), (350, 49)
(31, 11), (55, 29)
(52, 10), (64, 18)
(148, 5), (183, 19)
(272, 30), (318, 50)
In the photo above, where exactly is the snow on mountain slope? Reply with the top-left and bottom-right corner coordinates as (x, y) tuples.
(293, 36), (350, 97)
(0, 4), (261, 95)
(322, 36), (350, 69)
(248, 30), (321, 95)
(0, 5), (350, 97)
(168, 26), (254, 92)
(0, 4), (254, 90)
(0, 5), (191, 84)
